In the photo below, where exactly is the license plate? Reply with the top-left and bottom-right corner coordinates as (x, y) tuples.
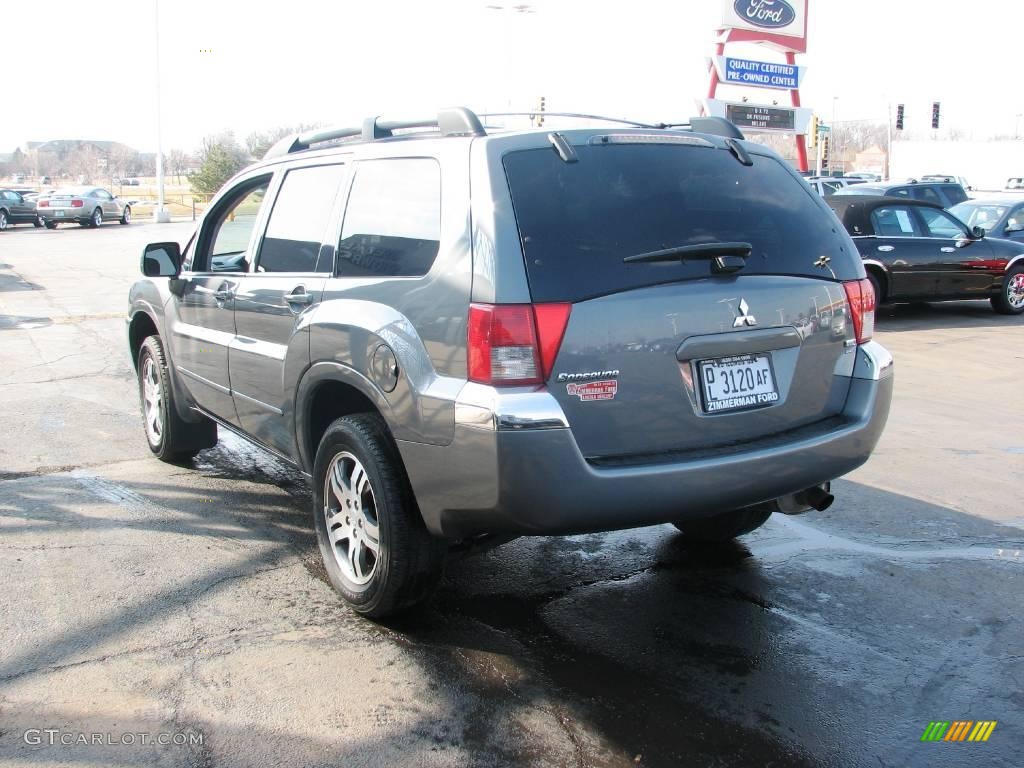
(55, 210), (65, 217)
(698, 353), (779, 414)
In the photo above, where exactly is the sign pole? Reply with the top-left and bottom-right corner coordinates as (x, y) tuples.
(785, 51), (808, 172)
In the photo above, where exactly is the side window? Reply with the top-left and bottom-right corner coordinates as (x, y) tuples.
(255, 164), (347, 273)
(913, 186), (942, 205)
(1008, 207), (1024, 232)
(195, 177), (272, 272)
(871, 206), (918, 236)
(917, 207), (967, 239)
(337, 158), (441, 278)
(888, 187), (911, 198)
(943, 185), (967, 205)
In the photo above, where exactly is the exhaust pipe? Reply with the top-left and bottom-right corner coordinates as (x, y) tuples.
(770, 482), (834, 515)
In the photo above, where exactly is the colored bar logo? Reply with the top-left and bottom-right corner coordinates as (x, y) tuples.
(920, 721), (997, 742)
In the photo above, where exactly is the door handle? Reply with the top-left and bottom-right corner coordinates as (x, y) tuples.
(283, 290), (313, 305)
(940, 247), (956, 253)
(877, 245), (895, 252)
(213, 288), (234, 301)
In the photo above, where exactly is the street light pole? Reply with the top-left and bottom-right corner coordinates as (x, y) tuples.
(152, 0), (170, 223)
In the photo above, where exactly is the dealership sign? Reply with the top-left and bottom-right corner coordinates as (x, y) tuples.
(714, 56), (804, 90)
(720, 0), (808, 49)
(702, 99), (813, 134)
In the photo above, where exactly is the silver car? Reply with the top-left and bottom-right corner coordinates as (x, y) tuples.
(37, 186), (132, 229)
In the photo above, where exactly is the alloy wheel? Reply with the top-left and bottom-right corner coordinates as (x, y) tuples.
(142, 357), (163, 444)
(1008, 273), (1024, 309)
(323, 451), (380, 586)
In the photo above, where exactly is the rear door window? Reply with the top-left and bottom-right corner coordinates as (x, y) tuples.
(502, 143), (859, 302)
(941, 185), (968, 205)
(337, 158), (441, 277)
(256, 164), (347, 273)
(871, 206), (920, 236)
(913, 186), (942, 205)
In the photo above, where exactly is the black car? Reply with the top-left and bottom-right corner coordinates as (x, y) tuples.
(826, 196), (1024, 315)
(832, 180), (968, 209)
(0, 188), (43, 230)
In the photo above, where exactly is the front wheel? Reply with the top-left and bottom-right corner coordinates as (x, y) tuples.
(119, 206), (131, 225)
(137, 335), (217, 461)
(313, 413), (446, 618)
(991, 266), (1024, 315)
(0, 210), (7, 231)
(89, 208), (103, 228)
(673, 506), (773, 542)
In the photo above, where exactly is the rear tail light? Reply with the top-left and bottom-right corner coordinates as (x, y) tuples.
(38, 200), (49, 207)
(843, 278), (875, 344)
(71, 199), (84, 208)
(468, 302), (572, 386)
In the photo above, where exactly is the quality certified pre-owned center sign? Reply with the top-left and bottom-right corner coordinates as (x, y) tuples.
(722, 0), (807, 41)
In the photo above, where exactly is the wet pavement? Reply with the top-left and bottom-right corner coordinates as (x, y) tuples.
(1, 223), (1022, 767)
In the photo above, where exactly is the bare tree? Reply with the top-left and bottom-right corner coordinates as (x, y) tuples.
(167, 148), (189, 184)
(245, 123), (322, 160)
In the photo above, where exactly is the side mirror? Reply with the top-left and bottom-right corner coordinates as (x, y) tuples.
(970, 225), (986, 239)
(141, 241), (181, 277)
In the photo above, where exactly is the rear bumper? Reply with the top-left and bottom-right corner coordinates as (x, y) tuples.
(399, 342), (894, 538)
(40, 210), (88, 223)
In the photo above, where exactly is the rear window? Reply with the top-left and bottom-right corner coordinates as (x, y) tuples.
(502, 143), (859, 302)
(941, 184), (968, 205)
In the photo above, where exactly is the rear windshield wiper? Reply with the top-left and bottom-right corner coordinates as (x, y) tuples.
(623, 242), (752, 273)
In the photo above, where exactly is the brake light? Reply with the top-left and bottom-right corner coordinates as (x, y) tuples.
(38, 200), (48, 207)
(71, 199), (84, 208)
(468, 303), (572, 386)
(843, 278), (875, 344)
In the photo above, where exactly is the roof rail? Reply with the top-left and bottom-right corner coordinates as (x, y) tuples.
(479, 112), (661, 129)
(262, 107), (486, 159)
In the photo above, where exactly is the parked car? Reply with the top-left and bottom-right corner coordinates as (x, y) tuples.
(825, 195), (1024, 314)
(920, 174), (972, 190)
(37, 186), (131, 228)
(832, 180), (968, 208)
(949, 197), (1024, 243)
(845, 172), (882, 182)
(1006, 177), (1024, 190)
(804, 176), (866, 197)
(0, 188), (43, 230)
(128, 106), (893, 618)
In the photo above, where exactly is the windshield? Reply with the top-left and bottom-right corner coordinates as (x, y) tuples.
(502, 143), (859, 303)
(949, 202), (1008, 229)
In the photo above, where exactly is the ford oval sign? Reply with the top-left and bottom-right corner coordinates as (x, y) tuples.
(733, 0), (796, 29)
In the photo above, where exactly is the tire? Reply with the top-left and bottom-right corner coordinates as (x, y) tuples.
(866, 270), (883, 306)
(120, 206), (131, 225)
(44, 220), (58, 230)
(312, 413), (446, 618)
(991, 265), (1024, 315)
(0, 209), (7, 231)
(33, 215), (43, 228)
(89, 207), (102, 228)
(673, 506), (773, 542)
(137, 335), (218, 461)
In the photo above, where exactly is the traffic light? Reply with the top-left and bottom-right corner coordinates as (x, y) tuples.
(895, 104), (904, 130)
(821, 135), (830, 169)
(931, 102), (940, 130)
(536, 96), (546, 127)
(809, 115), (818, 149)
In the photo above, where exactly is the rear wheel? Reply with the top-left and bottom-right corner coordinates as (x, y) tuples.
(991, 266), (1024, 315)
(44, 220), (58, 229)
(866, 270), (883, 306)
(137, 335), (217, 461)
(119, 206), (131, 225)
(673, 506), (773, 542)
(89, 208), (103, 228)
(312, 413), (446, 618)
(0, 209), (7, 231)
(33, 215), (43, 228)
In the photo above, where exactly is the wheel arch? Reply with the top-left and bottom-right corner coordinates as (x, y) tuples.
(295, 362), (396, 474)
(128, 310), (159, 370)
(862, 260), (888, 302)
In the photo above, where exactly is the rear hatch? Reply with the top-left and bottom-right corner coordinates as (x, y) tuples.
(502, 136), (864, 460)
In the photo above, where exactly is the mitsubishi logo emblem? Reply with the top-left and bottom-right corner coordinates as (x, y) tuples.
(733, 298), (757, 328)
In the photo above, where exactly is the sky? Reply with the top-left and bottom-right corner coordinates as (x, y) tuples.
(3, 0), (1022, 153)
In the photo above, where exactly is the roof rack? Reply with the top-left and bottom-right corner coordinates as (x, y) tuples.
(261, 107), (745, 159)
(263, 107), (486, 159)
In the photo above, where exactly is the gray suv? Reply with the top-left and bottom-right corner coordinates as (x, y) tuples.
(128, 107), (893, 618)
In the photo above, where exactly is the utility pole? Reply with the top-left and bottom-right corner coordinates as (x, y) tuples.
(886, 103), (893, 181)
(152, 0), (170, 223)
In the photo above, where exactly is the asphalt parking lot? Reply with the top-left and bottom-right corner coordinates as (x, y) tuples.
(1, 222), (1022, 767)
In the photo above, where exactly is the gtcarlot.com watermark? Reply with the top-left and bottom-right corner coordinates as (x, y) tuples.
(23, 729), (204, 747)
